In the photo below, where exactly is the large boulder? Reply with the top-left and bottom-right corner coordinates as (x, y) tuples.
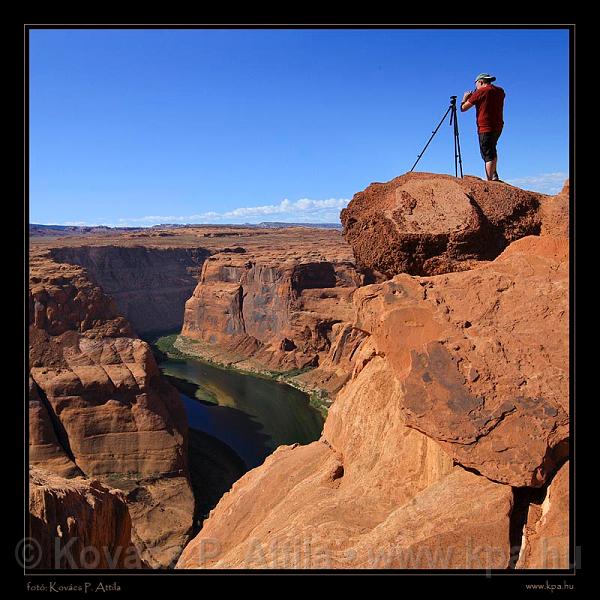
(351, 235), (569, 487)
(341, 172), (542, 277)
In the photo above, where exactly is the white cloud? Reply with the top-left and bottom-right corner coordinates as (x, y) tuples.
(220, 197), (348, 219)
(61, 197), (350, 227)
(505, 172), (568, 195)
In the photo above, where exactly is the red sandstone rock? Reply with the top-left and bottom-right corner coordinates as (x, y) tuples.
(177, 223), (568, 569)
(29, 256), (188, 478)
(539, 179), (570, 238)
(29, 376), (82, 478)
(29, 336), (188, 477)
(48, 246), (209, 335)
(28, 252), (194, 568)
(124, 476), (197, 568)
(29, 253), (133, 338)
(181, 253), (361, 373)
(29, 466), (145, 569)
(29, 228), (361, 567)
(31, 209), (570, 570)
(341, 171), (542, 277)
(351, 235), (569, 487)
(517, 462), (570, 569)
(292, 322), (369, 394)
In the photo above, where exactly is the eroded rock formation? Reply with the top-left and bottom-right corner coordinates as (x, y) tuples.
(29, 466), (145, 569)
(517, 461), (570, 569)
(179, 251), (361, 381)
(28, 226), (366, 568)
(29, 181), (570, 570)
(349, 235), (569, 488)
(49, 246), (209, 335)
(29, 376), (83, 479)
(29, 251), (194, 568)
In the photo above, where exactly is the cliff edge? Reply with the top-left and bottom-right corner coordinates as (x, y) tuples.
(177, 173), (569, 569)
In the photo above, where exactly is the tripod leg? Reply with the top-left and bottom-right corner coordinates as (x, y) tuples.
(456, 132), (464, 178)
(453, 119), (458, 177)
(410, 105), (453, 173)
(453, 105), (464, 178)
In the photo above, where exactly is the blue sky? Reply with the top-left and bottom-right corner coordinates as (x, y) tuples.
(29, 28), (570, 226)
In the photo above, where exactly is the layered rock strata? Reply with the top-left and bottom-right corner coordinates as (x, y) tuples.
(517, 461), (570, 569)
(29, 251), (194, 568)
(180, 252), (362, 389)
(29, 227), (364, 567)
(49, 246), (209, 335)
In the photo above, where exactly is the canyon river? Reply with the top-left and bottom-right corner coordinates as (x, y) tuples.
(150, 334), (325, 469)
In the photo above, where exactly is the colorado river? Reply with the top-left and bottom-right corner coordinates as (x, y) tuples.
(150, 334), (324, 469)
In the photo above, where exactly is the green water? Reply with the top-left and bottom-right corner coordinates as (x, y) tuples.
(150, 334), (324, 469)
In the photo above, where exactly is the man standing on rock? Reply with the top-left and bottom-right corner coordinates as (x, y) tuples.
(461, 73), (505, 182)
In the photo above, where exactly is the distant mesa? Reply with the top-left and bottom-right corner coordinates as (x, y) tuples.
(29, 224), (143, 237)
(253, 222), (342, 229)
(30, 221), (343, 237)
(151, 222), (342, 229)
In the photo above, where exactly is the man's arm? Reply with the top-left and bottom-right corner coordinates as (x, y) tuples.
(460, 90), (475, 112)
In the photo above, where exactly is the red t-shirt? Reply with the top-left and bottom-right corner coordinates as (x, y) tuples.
(468, 84), (505, 133)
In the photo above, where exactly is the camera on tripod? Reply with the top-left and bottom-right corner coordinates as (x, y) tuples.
(410, 96), (464, 178)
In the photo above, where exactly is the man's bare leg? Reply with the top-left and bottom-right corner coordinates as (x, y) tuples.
(485, 157), (498, 180)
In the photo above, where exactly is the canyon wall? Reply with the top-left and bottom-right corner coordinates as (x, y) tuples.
(49, 246), (209, 335)
(179, 249), (362, 394)
(28, 185), (570, 571)
(29, 250), (194, 568)
(177, 174), (570, 569)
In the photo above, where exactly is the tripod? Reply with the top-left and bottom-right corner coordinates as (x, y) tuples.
(410, 95), (464, 178)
